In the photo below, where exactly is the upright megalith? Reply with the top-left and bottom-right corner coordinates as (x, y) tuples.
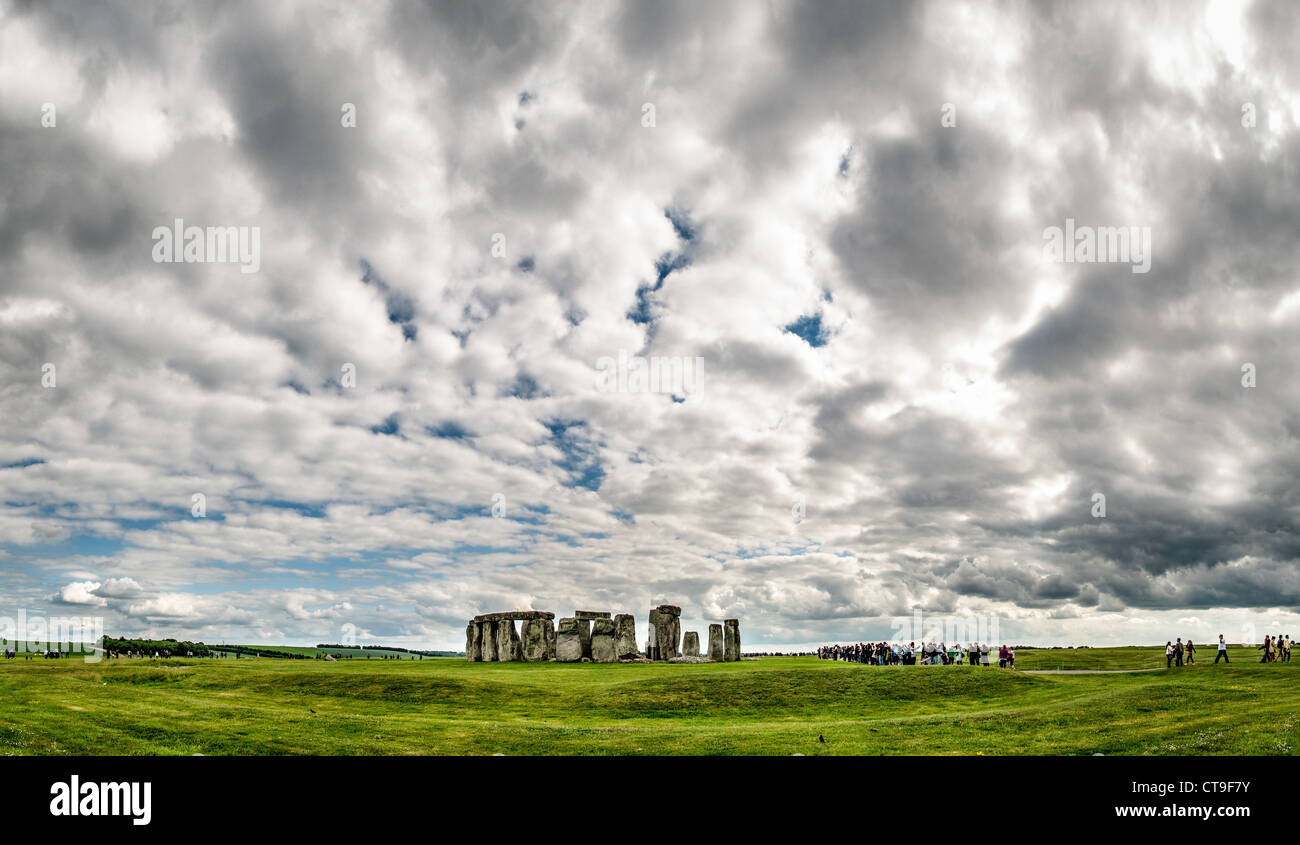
(724, 619), (741, 662)
(466, 622), (480, 662)
(613, 614), (639, 659)
(544, 618), (556, 660)
(469, 611), (555, 662)
(649, 605), (682, 661)
(708, 623), (724, 661)
(522, 618), (550, 661)
(683, 631), (700, 657)
(496, 619), (522, 662)
(590, 618), (617, 663)
(555, 618), (584, 662)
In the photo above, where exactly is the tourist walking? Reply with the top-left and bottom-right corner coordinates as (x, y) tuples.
(1214, 634), (1229, 663)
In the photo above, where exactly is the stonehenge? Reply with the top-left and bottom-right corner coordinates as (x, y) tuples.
(555, 618), (584, 662)
(613, 614), (638, 659)
(465, 607), (739, 665)
(724, 618), (741, 662)
(649, 605), (681, 661)
(590, 618), (617, 663)
(708, 623), (724, 661)
(467, 611), (555, 663)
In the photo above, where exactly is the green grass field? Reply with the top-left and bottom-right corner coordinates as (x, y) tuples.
(1, 648), (1295, 755)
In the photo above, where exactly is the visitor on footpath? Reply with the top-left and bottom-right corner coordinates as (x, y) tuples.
(1166, 640), (1175, 668)
(1214, 634), (1229, 663)
(1184, 639), (1195, 665)
(1175, 638), (1184, 667)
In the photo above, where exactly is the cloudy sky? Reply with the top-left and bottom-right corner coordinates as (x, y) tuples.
(2, 0), (1299, 650)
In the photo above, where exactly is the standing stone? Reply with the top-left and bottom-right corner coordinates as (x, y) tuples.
(645, 638), (659, 661)
(522, 618), (549, 661)
(650, 605), (681, 660)
(724, 619), (741, 662)
(481, 621), (498, 662)
(496, 619), (520, 662)
(544, 618), (556, 660)
(466, 622), (481, 662)
(555, 618), (583, 662)
(613, 614), (638, 659)
(577, 618), (593, 660)
(708, 623), (724, 661)
(590, 618), (617, 663)
(683, 631), (700, 657)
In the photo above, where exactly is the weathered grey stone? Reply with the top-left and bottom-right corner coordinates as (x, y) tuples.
(522, 618), (549, 661)
(466, 622), (480, 662)
(613, 614), (638, 658)
(645, 638), (659, 661)
(481, 621), (498, 662)
(555, 618), (583, 662)
(655, 604), (682, 616)
(708, 623), (724, 661)
(650, 607), (679, 660)
(683, 631), (700, 657)
(724, 619), (741, 662)
(544, 618), (556, 660)
(473, 610), (555, 622)
(574, 610), (611, 620)
(590, 618), (617, 663)
(497, 619), (521, 662)
(577, 618), (593, 659)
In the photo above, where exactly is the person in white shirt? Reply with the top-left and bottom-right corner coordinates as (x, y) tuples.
(1214, 633), (1229, 664)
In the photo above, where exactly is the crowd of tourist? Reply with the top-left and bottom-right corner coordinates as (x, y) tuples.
(818, 642), (1018, 667)
(1170, 633), (1293, 665)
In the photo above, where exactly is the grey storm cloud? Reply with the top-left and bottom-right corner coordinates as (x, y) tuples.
(1, 0), (1299, 650)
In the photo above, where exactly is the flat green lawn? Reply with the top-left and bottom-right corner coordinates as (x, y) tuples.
(0, 650), (1295, 755)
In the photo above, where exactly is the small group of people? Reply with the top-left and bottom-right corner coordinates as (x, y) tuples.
(1257, 633), (1291, 663)
(818, 642), (1017, 668)
(1166, 633), (1293, 666)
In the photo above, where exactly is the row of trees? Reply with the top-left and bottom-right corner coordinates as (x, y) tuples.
(102, 637), (212, 657)
(315, 643), (453, 656)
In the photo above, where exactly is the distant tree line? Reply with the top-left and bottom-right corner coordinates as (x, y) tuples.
(103, 637), (212, 657)
(211, 644), (309, 659)
(316, 643), (454, 656)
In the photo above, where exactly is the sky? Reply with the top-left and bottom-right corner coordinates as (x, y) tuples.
(1, 0), (1299, 651)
